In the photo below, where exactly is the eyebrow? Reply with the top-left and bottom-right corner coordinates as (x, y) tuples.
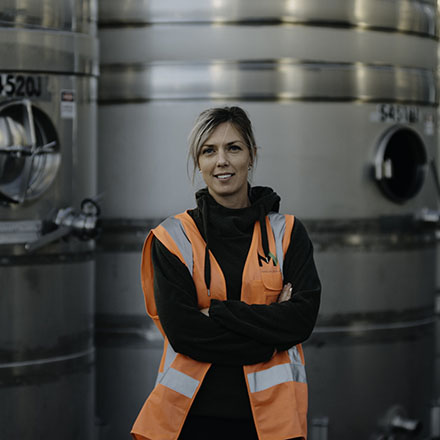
(202, 140), (244, 147)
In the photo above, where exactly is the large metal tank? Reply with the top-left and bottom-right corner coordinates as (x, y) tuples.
(0, 1), (99, 439)
(98, 0), (438, 438)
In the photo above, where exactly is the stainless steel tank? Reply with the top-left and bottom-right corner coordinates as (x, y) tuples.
(0, 1), (99, 439)
(98, 0), (438, 437)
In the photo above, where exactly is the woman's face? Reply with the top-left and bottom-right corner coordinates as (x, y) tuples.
(198, 122), (252, 209)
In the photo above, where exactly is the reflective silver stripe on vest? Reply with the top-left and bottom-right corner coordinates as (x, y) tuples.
(160, 216), (193, 275)
(267, 212), (286, 273)
(155, 344), (200, 398)
(247, 347), (307, 393)
(155, 343), (178, 386)
(159, 367), (200, 399)
(288, 346), (307, 384)
(247, 363), (294, 393)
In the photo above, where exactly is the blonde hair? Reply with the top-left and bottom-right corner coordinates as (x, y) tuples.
(188, 106), (257, 182)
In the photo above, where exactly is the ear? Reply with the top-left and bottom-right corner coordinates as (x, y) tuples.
(249, 147), (257, 168)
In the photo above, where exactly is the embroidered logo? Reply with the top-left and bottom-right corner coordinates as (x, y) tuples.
(257, 252), (278, 267)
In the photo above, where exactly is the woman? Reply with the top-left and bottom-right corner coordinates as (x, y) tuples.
(131, 107), (321, 440)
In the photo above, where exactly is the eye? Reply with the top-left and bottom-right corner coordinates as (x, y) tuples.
(228, 144), (242, 152)
(201, 147), (214, 155)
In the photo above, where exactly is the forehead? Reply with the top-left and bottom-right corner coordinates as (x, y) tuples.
(204, 122), (244, 145)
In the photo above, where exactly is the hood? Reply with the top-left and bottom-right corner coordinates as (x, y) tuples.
(194, 185), (280, 234)
(194, 186), (281, 295)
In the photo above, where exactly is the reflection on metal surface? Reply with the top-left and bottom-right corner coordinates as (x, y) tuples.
(0, 251), (95, 266)
(0, 0), (97, 34)
(98, 0), (437, 38)
(0, 29), (99, 75)
(96, 313), (164, 344)
(310, 229), (436, 251)
(309, 307), (436, 347)
(0, 347), (95, 370)
(99, 61), (437, 104)
(314, 316), (435, 335)
(305, 216), (437, 250)
(0, 100), (60, 204)
(0, 220), (41, 244)
(97, 218), (161, 252)
(0, 1), (98, 439)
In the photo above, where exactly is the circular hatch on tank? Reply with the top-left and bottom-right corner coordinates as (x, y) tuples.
(374, 126), (427, 203)
(0, 99), (60, 204)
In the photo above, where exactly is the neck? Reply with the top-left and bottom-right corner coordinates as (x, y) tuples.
(208, 189), (250, 209)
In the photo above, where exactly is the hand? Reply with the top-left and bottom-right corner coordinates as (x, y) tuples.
(277, 282), (292, 303)
(200, 307), (210, 316)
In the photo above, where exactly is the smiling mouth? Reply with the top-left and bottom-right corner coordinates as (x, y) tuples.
(215, 173), (234, 180)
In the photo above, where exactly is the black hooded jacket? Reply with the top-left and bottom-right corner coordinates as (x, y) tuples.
(151, 186), (321, 419)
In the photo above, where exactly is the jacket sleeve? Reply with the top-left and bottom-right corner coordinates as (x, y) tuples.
(208, 218), (321, 351)
(151, 236), (275, 365)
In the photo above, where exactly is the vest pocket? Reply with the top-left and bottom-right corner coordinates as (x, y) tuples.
(249, 271), (283, 305)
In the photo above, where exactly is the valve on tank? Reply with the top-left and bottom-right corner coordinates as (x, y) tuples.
(372, 405), (422, 440)
(25, 197), (101, 252)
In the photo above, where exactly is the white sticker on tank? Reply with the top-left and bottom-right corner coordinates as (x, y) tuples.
(424, 113), (434, 136)
(61, 90), (76, 119)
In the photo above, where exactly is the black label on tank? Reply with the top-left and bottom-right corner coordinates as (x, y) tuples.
(0, 74), (50, 100)
(371, 103), (420, 124)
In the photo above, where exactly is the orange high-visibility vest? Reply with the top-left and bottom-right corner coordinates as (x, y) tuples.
(131, 211), (308, 440)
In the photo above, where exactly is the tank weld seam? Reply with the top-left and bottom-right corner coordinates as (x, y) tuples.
(98, 97), (439, 107)
(313, 316), (435, 334)
(0, 347), (95, 369)
(96, 326), (164, 342)
(98, 61), (437, 105)
(99, 59), (437, 72)
(0, 68), (99, 78)
(97, 19), (438, 39)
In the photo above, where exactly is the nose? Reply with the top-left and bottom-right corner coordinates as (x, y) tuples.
(216, 147), (229, 166)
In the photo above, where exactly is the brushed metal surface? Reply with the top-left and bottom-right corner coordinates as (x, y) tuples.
(97, 101), (437, 220)
(0, 28), (98, 75)
(96, 1), (438, 438)
(0, 262), (94, 363)
(1, 0), (97, 34)
(0, 4), (99, 439)
(99, 25), (437, 69)
(314, 247), (435, 318)
(0, 220), (41, 244)
(0, 261), (96, 439)
(0, 366), (96, 439)
(98, 0), (437, 38)
(99, 61), (437, 104)
(304, 326), (435, 437)
(96, 341), (162, 439)
(95, 249), (163, 438)
(96, 251), (145, 316)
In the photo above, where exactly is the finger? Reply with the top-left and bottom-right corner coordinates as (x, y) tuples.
(278, 293), (287, 303)
(277, 289), (286, 303)
(278, 283), (292, 302)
